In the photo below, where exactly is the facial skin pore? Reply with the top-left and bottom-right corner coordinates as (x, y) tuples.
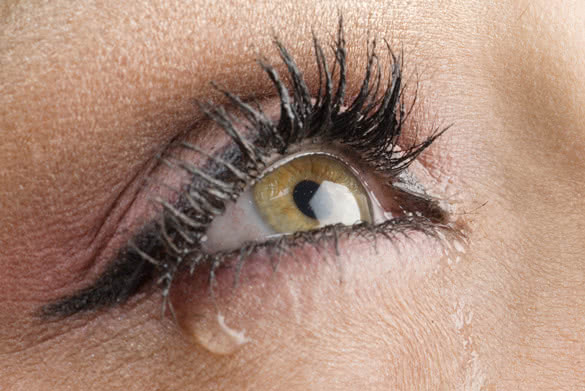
(1, 0), (584, 390)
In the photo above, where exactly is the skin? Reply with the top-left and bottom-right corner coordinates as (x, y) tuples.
(1, 0), (584, 389)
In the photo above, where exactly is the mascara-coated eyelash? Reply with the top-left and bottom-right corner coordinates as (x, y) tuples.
(141, 21), (446, 313)
(41, 19), (447, 319)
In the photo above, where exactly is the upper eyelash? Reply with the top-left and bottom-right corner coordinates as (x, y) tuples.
(41, 18), (447, 319)
(147, 20), (445, 311)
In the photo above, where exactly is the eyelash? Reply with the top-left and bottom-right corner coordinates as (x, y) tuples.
(138, 21), (447, 315)
(41, 19), (448, 319)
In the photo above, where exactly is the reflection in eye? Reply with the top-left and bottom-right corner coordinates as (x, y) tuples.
(253, 154), (371, 233)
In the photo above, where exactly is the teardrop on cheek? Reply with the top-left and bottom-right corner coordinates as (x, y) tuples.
(179, 309), (251, 355)
(168, 241), (319, 356)
(169, 265), (252, 356)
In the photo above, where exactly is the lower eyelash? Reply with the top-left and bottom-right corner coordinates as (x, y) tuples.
(183, 216), (452, 303)
(203, 216), (447, 274)
(137, 17), (448, 316)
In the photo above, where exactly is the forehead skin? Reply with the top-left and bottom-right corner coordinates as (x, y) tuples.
(1, 0), (585, 390)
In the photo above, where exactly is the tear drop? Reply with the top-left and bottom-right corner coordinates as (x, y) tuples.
(180, 310), (251, 356)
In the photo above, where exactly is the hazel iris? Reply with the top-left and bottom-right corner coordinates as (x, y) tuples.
(252, 154), (372, 234)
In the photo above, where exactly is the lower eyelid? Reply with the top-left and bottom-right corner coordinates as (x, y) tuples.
(168, 218), (457, 355)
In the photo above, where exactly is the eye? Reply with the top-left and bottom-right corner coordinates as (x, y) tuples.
(204, 153), (375, 251)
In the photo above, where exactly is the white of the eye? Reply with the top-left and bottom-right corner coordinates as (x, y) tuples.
(309, 181), (362, 226)
(203, 187), (274, 253)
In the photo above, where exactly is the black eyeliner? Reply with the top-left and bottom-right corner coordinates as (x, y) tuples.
(40, 144), (245, 319)
(40, 227), (157, 318)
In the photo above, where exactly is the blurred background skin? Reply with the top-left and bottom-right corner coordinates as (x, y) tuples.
(1, 0), (585, 390)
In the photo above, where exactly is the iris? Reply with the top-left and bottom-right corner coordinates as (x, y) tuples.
(253, 154), (372, 233)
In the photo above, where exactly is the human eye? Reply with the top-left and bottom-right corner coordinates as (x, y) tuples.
(204, 152), (374, 251)
(202, 137), (443, 253)
(132, 29), (457, 353)
(42, 20), (458, 356)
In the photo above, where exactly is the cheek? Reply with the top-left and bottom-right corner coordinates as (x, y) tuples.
(168, 232), (470, 389)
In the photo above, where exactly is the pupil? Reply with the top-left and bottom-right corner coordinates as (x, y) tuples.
(292, 180), (321, 219)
